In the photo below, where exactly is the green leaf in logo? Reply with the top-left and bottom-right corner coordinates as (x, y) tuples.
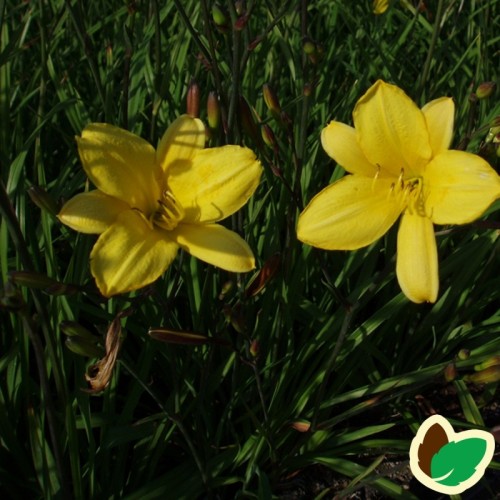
(430, 438), (488, 486)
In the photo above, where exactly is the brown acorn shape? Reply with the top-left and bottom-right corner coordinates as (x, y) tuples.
(417, 422), (449, 476)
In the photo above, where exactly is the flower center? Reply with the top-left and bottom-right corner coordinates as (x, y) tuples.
(153, 190), (185, 231)
(388, 169), (427, 217)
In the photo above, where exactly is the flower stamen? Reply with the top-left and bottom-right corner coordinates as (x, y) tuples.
(153, 190), (185, 231)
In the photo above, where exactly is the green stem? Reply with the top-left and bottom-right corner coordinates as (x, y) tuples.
(417, 0), (445, 98)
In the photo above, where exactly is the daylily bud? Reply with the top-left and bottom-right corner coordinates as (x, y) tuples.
(457, 348), (470, 360)
(9, 271), (77, 295)
(485, 126), (500, 143)
(187, 79), (200, 118)
(10, 270), (59, 289)
(226, 303), (246, 334)
(28, 186), (59, 216)
(239, 96), (263, 148)
(148, 327), (209, 345)
(291, 420), (311, 432)
(248, 36), (263, 51)
(262, 83), (282, 116)
(476, 81), (496, 100)
(443, 363), (457, 382)
(65, 337), (104, 358)
(235, 0), (245, 15)
(372, 0), (389, 14)
(303, 82), (313, 97)
(218, 280), (233, 300)
(302, 37), (316, 55)
(474, 356), (500, 371)
(60, 320), (100, 342)
(261, 123), (277, 151)
(234, 14), (249, 31)
(212, 4), (228, 29)
(245, 253), (280, 297)
(207, 91), (221, 130)
(249, 339), (259, 357)
(466, 365), (500, 385)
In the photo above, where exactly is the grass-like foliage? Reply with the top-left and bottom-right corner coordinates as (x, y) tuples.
(1, 1), (499, 498)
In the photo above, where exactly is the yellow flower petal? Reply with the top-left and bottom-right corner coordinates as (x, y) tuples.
(91, 210), (178, 296)
(77, 123), (160, 215)
(425, 151), (500, 224)
(372, 0), (389, 14)
(321, 122), (378, 177)
(170, 223), (255, 272)
(157, 114), (206, 173)
(58, 191), (129, 234)
(421, 97), (454, 154)
(354, 80), (432, 177)
(166, 146), (262, 223)
(297, 175), (403, 250)
(396, 212), (438, 303)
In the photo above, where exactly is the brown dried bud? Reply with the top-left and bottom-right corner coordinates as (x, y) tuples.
(85, 317), (122, 393)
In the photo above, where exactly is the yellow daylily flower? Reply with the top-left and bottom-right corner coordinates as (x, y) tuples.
(373, 0), (389, 15)
(59, 115), (262, 297)
(297, 80), (500, 303)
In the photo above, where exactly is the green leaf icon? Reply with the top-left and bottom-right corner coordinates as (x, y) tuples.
(430, 438), (488, 486)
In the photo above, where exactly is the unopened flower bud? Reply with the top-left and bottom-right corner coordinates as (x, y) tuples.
(291, 420), (311, 432)
(249, 339), (259, 357)
(476, 81), (496, 100)
(444, 363), (457, 382)
(263, 83), (282, 116)
(302, 37), (316, 55)
(187, 79), (200, 118)
(474, 356), (500, 371)
(235, 0), (245, 15)
(65, 337), (104, 358)
(207, 91), (221, 130)
(28, 186), (59, 216)
(10, 270), (58, 289)
(261, 124), (277, 150)
(239, 96), (263, 148)
(303, 82), (313, 97)
(212, 4), (228, 29)
(60, 320), (100, 342)
(485, 126), (500, 144)
(234, 14), (249, 31)
(457, 348), (470, 361)
(466, 366), (500, 385)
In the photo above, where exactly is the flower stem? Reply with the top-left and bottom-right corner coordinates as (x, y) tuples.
(417, 0), (445, 98)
